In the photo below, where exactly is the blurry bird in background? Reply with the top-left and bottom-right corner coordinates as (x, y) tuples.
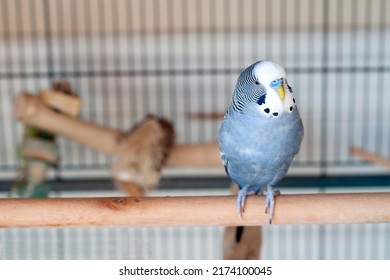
(219, 60), (304, 232)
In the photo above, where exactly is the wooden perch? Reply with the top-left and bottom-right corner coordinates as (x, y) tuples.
(40, 89), (82, 117)
(167, 142), (221, 167)
(14, 93), (121, 154)
(351, 146), (390, 169)
(14, 93), (221, 167)
(0, 193), (389, 228)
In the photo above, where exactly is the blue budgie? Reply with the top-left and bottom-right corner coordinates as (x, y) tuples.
(219, 60), (304, 225)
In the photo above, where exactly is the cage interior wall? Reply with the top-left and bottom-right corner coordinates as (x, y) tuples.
(1, 0), (389, 178)
(0, 0), (390, 260)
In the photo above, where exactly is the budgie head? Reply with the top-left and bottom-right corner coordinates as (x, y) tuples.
(231, 60), (296, 118)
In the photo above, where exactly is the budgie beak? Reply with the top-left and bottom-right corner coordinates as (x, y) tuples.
(275, 84), (285, 101)
(270, 78), (285, 101)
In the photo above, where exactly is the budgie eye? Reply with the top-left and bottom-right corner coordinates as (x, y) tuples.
(255, 81), (260, 85)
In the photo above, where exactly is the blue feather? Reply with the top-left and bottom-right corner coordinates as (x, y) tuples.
(257, 94), (266, 106)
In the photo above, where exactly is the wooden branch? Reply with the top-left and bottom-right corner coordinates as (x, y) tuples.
(14, 93), (121, 155)
(40, 89), (82, 117)
(167, 142), (221, 167)
(351, 146), (390, 169)
(14, 93), (222, 167)
(0, 193), (389, 228)
(187, 112), (224, 121)
(223, 226), (262, 259)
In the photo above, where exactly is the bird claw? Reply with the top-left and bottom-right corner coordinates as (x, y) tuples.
(236, 189), (246, 217)
(262, 189), (280, 223)
(236, 189), (256, 218)
(237, 188), (279, 223)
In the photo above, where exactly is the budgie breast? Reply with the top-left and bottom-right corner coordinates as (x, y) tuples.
(219, 108), (303, 190)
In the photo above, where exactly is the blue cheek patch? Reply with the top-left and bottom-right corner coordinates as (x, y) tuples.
(257, 94), (266, 105)
(270, 78), (283, 88)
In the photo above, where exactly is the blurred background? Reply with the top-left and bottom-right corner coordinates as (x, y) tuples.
(0, 0), (389, 259)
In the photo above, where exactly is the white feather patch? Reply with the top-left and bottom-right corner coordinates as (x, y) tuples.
(258, 91), (285, 117)
(283, 85), (296, 113)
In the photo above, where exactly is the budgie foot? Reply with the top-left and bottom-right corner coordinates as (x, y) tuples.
(262, 188), (280, 224)
(236, 189), (256, 218)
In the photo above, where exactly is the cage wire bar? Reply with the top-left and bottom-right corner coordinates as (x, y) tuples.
(0, 0), (389, 177)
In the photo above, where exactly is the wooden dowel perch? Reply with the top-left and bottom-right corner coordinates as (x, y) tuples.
(0, 193), (389, 228)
